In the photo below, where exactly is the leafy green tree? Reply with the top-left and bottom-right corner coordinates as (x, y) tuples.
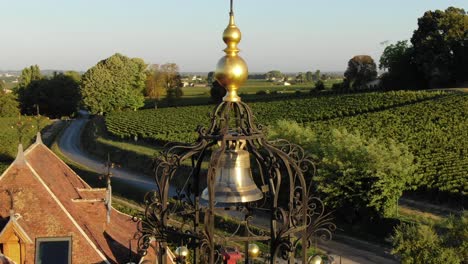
(81, 53), (146, 114)
(210, 80), (226, 103)
(269, 120), (417, 220)
(207, 71), (215, 85)
(315, 80), (325, 91)
(156, 63), (183, 106)
(145, 63), (183, 104)
(411, 7), (467, 87)
(18, 65), (41, 88)
(442, 212), (468, 260)
(17, 72), (81, 118)
(305, 71), (314, 82)
(314, 70), (321, 81)
(64, 71), (82, 83)
(295, 72), (306, 83)
(392, 216), (466, 264)
(344, 55), (377, 90)
(379, 41), (424, 90)
(0, 91), (20, 117)
(265, 70), (283, 81)
(145, 64), (166, 100)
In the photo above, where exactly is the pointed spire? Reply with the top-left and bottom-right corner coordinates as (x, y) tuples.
(35, 132), (43, 144)
(13, 144), (26, 165)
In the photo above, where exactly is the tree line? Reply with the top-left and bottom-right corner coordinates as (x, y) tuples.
(1, 6), (464, 118)
(337, 6), (466, 92)
(1, 53), (185, 118)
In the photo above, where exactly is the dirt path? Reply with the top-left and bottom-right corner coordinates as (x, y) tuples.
(399, 198), (462, 217)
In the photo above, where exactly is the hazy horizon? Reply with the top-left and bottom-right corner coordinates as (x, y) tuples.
(0, 0), (465, 73)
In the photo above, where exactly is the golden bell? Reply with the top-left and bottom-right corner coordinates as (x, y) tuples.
(202, 141), (263, 203)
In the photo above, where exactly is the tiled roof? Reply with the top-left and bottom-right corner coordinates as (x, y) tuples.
(0, 140), (143, 263)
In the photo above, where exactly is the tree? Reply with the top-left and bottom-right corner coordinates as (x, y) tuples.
(160, 63), (183, 96)
(392, 214), (467, 264)
(210, 80), (226, 103)
(305, 71), (314, 82)
(81, 53), (146, 114)
(269, 120), (417, 220)
(145, 64), (165, 100)
(314, 70), (321, 81)
(17, 72), (81, 118)
(18, 65), (41, 88)
(344, 55), (377, 90)
(295, 72), (306, 83)
(315, 80), (325, 91)
(64, 71), (82, 83)
(158, 63), (183, 106)
(145, 63), (183, 104)
(410, 7), (467, 87)
(379, 41), (424, 90)
(0, 91), (20, 117)
(443, 213), (468, 260)
(265, 70), (283, 81)
(207, 71), (215, 85)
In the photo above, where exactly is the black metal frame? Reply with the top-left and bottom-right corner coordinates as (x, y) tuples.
(135, 101), (335, 264)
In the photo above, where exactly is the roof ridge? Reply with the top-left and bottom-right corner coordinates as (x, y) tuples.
(24, 143), (93, 189)
(25, 162), (110, 264)
(77, 188), (107, 192)
(72, 198), (105, 203)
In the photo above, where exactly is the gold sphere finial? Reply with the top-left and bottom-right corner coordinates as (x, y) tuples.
(214, 0), (248, 102)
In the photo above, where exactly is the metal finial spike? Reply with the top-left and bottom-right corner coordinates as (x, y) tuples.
(214, 0), (248, 102)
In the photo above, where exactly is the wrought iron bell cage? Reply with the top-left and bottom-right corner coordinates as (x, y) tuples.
(135, 100), (336, 264)
(135, 1), (335, 263)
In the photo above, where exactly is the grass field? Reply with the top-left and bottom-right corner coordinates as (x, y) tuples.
(144, 79), (342, 108)
(181, 79), (341, 97)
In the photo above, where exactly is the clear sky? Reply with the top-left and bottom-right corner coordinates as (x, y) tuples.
(0, 0), (466, 73)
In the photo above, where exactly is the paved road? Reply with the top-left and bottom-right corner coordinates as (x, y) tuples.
(58, 116), (157, 191)
(58, 116), (398, 264)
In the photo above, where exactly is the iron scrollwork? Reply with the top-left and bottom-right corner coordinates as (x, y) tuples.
(135, 101), (335, 264)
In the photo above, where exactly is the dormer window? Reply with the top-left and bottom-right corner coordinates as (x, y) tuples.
(35, 237), (72, 264)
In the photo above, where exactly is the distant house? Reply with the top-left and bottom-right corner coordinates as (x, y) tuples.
(0, 133), (161, 264)
(190, 75), (202, 82)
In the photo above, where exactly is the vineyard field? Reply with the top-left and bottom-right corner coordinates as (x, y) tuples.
(104, 91), (467, 196)
(313, 94), (467, 195)
(107, 91), (445, 142)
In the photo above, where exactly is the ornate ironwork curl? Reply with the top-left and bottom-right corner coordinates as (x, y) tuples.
(134, 99), (335, 264)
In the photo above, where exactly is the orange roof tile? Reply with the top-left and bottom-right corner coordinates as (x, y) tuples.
(0, 140), (143, 263)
